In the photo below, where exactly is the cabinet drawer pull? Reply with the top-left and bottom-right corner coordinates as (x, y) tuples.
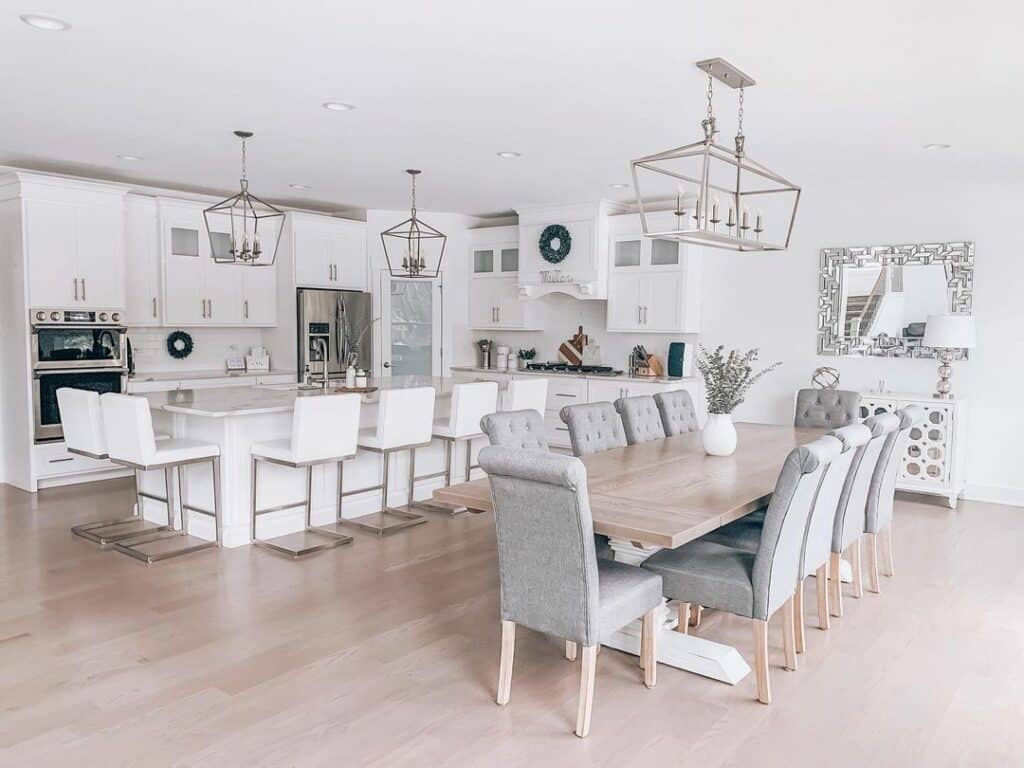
(49, 457), (74, 464)
(554, 393), (577, 398)
(555, 426), (569, 432)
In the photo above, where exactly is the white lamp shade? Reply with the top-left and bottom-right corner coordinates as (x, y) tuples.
(922, 314), (976, 349)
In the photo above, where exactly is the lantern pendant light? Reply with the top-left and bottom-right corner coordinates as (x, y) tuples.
(631, 58), (800, 252)
(204, 130), (284, 267)
(380, 169), (447, 279)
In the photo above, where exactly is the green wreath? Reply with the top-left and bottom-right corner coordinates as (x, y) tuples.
(539, 224), (572, 264)
(166, 330), (194, 360)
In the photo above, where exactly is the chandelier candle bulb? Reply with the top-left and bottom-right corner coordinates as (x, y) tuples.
(741, 207), (750, 231)
(726, 206), (735, 229)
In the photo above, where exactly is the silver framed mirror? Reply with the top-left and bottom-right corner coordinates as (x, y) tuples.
(817, 241), (974, 358)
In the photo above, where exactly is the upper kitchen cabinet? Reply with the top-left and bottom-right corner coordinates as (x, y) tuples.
(605, 212), (702, 333)
(160, 198), (277, 327)
(124, 194), (162, 325)
(290, 212), (367, 291)
(12, 174), (127, 310)
(468, 225), (542, 330)
(515, 200), (628, 300)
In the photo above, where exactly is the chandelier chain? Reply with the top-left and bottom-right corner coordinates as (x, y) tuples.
(410, 172), (417, 218)
(705, 73), (714, 123)
(737, 86), (745, 136)
(239, 137), (248, 184)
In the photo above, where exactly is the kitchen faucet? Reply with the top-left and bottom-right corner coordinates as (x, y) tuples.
(314, 338), (330, 391)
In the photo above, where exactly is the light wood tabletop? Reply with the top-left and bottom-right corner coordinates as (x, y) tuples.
(433, 422), (824, 549)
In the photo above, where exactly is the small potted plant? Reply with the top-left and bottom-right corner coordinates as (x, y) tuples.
(697, 345), (781, 456)
(517, 347), (536, 370)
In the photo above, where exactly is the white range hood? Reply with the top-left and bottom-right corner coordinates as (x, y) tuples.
(515, 200), (629, 300)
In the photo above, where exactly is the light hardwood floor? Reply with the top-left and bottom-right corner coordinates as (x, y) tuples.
(1, 478), (1022, 767)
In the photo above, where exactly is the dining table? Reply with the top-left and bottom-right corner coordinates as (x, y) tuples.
(432, 421), (824, 684)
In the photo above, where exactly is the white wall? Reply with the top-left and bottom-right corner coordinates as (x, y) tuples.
(128, 327), (266, 373)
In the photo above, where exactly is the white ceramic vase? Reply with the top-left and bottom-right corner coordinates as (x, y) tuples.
(702, 412), (737, 456)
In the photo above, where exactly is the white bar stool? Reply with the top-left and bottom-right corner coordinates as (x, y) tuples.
(100, 393), (222, 564)
(506, 377), (547, 417)
(415, 381), (498, 516)
(343, 386), (435, 535)
(250, 393), (361, 558)
(58, 387), (170, 546)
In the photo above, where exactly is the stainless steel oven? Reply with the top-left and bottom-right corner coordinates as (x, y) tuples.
(30, 307), (127, 370)
(30, 308), (128, 442)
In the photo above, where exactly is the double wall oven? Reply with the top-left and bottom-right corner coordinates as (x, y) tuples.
(31, 308), (127, 442)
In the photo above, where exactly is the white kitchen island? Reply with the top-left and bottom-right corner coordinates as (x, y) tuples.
(139, 376), (499, 548)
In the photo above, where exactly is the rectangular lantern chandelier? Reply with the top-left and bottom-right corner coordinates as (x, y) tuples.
(631, 58), (800, 252)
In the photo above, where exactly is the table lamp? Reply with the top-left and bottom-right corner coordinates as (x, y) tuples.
(922, 314), (976, 399)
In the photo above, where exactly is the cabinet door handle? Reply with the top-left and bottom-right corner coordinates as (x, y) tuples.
(208, 299), (212, 318)
(496, 307), (500, 323)
(637, 305), (641, 325)
(73, 278), (78, 301)
(152, 297), (158, 318)
(81, 279), (86, 302)
(201, 299), (206, 318)
(244, 299), (249, 320)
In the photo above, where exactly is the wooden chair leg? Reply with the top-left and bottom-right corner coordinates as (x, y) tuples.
(642, 609), (657, 688)
(794, 579), (806, 654)
(496, 620), (515, 705)
(815, 564), (830, 630)
(575, 645), (598, 738)
(782, 597), (798, 671)
(689, 603), (704, 628)
(830, 552), (843, 618)
(881, 522), (895, 577)
(850, 539), (863, 599)
(676, 602), (691, 634)
(565, 640), (577, 662)
(753, 619), (771, 704)
(866, 533), (881, 593)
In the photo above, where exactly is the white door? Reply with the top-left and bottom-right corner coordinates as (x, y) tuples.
(293, 216), (333, 288)
(333, 220), (368, 291)
(496, 277), (525, 328)
(125, 196), (162, 325)
(378, 271), (443, 378)
(643, 273), (684, 331)
(25, 199), (78, 307)
(161, 205), (207, 325)
(469, 277), (501, 329)
(607, 272), (644, 331)
(241, 265), (277, 325)
(76, 203), (125, 309)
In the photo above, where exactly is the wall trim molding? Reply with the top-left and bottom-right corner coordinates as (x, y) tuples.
(963, 484), (1024, 508)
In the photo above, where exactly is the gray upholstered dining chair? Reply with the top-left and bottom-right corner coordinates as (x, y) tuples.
(614, 395), (666, 445)
(478, 446), (663, 738)
(794, 388), (860, 429)
(642, 439), (836, 704)
(864, 406), (923, 592)
(654, 389), (700, 436)
(480, 409), (549, 452)
(827, 415), (899, 616)
(560, 401), (627, 561)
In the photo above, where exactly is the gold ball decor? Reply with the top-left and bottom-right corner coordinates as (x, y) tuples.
(811, 366), (840, 389)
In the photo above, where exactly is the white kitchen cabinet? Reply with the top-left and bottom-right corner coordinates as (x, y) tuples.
(291, 212), (367, 291)
(160, 199), (277, 327)
(606, 213), (701, 333)
(125, 195), (162, 325)
(468, 227), (541, 330)
(24, 190), (126, 310)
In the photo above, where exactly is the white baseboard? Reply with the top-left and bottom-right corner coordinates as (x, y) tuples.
(963, 484), (1024, 508)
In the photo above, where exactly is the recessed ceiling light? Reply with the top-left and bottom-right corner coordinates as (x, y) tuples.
(19, 13), (71, 31)
(116, 154), (142, 161)
(608, 183), (630, 190)
(289, 183), (312, 190)
(923, 143), (952, 151)
(496, 151), (521, 159)
(322, 102), (356, 112)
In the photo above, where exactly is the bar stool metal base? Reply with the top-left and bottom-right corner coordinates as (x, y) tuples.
(251, 455), (355, 558)
(114, 458), (222, 565)
(70, 463), (171, 546)
(407, 436), (475, 517)
(342, 443), (428, 536)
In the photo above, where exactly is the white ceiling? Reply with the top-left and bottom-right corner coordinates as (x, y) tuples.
(1, 0), (1019, 217)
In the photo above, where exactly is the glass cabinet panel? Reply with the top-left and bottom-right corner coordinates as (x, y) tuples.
(171, 227), (200, 257)
(500, 247), (519, 272)
(389, 280), (433, 376)
(614, 239), (641, 267)
(473, 249), (494, 274)
(651, 239), (680, 266)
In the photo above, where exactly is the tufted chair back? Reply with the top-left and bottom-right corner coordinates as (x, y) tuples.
(654, 389), (700, 436)
(559, 402), (627, 457)
(480, 409), (549, 452)
(614, 395), (666, 445)
(794, 388), (860, 429)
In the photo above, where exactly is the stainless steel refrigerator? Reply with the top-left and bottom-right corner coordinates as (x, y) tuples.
(296, 288), (373, 379)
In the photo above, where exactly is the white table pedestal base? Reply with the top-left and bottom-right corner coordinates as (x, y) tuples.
(606, 538), (751, 685)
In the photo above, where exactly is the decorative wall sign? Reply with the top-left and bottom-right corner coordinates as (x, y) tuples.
(166, 330), (194, 360)
(817, 241), (974, 358)
(539, 224), (572, 264)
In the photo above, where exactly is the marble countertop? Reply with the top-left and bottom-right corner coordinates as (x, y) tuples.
(131, 369), (295, 382)
(146, 376), (500, 418)
(450, 365), (696, 385)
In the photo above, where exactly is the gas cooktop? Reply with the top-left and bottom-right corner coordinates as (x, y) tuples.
(525, 362), (622, 376)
